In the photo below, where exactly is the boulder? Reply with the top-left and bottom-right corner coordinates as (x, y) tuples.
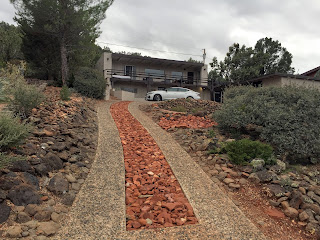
(47, 174), (69, 195)
(42, 152), (63, 171)
(16, 212), (32, 223)
(9, 160), (34, 173)
(51, 142), (67, 152)
(34, 163), (50, 176)
(37, 221), (60, 236)
(34, 210), (52, 222)
(23, 172), (40, 190)
(6, 226), (22, 238)
(7, 185), (40, 206)
(0, 202), (11, 223)
(264, 184), (287, 197)
(255, 170), (274, 183)
(289, 190), (303, 209)
(284, 207), (299, 218)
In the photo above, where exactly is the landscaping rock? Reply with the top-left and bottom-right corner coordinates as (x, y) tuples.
(7, 185), (40, 206)
(16, 212), (32, 223)
(47, 174), (69, 195)
(9, 160), (33, 173)
(284, 207), (299, 218)
(43, 152), (63, 171)
(37, 221), (60, 236)
(0, 202), (11, 223)
(23, 172), (40, 190)
(265, 184), (287, 197)
(6, 226), (22, 238)
(34, 210), (52, 222)
(255, 170), (274, 183)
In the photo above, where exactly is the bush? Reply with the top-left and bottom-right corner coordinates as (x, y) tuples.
(10, 84), (44, 118)
(215, 86), (320, 162)
(0, 113), (32, 150)
(74, 67), (106, 99)
(171, 105), (187, 112)
(60, 85), (71, 101)
(223, 139), (274, 165)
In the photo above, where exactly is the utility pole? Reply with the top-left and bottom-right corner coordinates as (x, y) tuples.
(202, 49), (206, 64)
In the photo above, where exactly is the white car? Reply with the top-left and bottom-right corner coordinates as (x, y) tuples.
(145, 87), (201, 101)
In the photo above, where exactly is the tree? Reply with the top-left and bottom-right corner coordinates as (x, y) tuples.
(187, 57), (202, 63)
(11, 0), (114, 85)
(210, 37), (294, 84)
(0, 21), (23, 67)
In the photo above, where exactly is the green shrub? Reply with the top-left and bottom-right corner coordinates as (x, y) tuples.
(214, 86), (320, 162)
(74, 67), (106, 99)
(60, 85), (71, 101)
(171, 105), (187, 112)
(0, 113), (32, 150)
(223, 139), (274, 165)
(0, 152), (26, 169)
(9, 84), (44, 118)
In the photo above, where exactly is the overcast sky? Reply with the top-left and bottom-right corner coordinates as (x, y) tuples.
(1, 0), (319, 73)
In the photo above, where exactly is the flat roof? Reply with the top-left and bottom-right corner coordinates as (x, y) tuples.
(111, 53), (204, 70)
(248, 73), (320, 82)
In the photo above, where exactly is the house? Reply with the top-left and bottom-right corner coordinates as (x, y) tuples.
(96, 52), (211, 100)
(301, 66), (320, 77)
(248, 73), (320, 90)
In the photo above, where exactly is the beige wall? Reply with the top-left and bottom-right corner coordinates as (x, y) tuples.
(261, 77), (282, 87)
(113, 90), (135, 101)
(281, 77), (320, 90)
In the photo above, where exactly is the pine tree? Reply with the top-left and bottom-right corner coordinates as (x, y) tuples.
(11, 0), (114, 84)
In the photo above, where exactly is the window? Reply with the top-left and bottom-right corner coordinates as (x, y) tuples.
(145, 69), (165, 77)
(178, 88), (188, 92)
(125, 66), (135, 76)
(171, 71), (183, 80)
(167, 87), (179, 92)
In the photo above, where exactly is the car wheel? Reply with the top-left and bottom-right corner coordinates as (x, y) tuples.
(153, 94), (162, 101)
(186, 96), (194, 99)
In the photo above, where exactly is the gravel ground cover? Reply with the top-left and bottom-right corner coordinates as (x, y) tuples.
(110, 101), (198, 230)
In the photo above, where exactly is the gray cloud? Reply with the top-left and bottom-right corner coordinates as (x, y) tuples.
(1, 0), (319, 72)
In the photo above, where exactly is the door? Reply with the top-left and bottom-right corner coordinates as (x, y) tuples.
(165, 87), (179, 99)
(125, 66), (136, 79)
(187, 72), (194, 84)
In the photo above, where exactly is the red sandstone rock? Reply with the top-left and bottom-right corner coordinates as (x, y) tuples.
(110, 102), (198, 230)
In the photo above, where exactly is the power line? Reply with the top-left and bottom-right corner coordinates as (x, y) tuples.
(96, 41), (202, 57)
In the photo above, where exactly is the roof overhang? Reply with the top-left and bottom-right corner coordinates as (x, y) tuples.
(111, 53), (204, 71)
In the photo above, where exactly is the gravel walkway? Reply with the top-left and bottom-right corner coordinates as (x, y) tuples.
(54, 100), (267, 240)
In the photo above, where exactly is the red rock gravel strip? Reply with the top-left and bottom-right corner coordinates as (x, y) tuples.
(159, 114), (217, 130)
(110, 101), (198, 230)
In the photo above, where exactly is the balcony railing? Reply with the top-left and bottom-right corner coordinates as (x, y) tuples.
(104, 69), (208, 87)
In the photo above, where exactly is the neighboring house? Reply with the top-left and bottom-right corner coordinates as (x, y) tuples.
(96, 52), (211, 100)
(301, 66), (320, 78)
(248, 73), (320, 90)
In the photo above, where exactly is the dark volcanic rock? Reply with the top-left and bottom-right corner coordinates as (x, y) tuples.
(7, 185), (41, 206)
(34, 163), (50, 176)
(255, 170), (274, 183)
(0, 202), (11, 223)
(23, 172), (40, 190)
(61, 192), (76, 206)
(51, 142), (67, 152)
(9, 160), (34, 173)
(43, 152), (63, 170)
(47, 174), (69, 195)
(265, 184), (287, 197)
(289, 190), (303, 209)
(0, 176), (21, 190)
(0, 190), (6, 202)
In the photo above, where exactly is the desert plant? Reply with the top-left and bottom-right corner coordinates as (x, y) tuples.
(171, 105), (187, 112)
(222, 139), (274, 165)
(0, 113), (32, 150)
(60, 85), (71, 101)
(9, 83), (44, 118)
(214, 85), (320, 163)
(74, 67), (106, 99)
